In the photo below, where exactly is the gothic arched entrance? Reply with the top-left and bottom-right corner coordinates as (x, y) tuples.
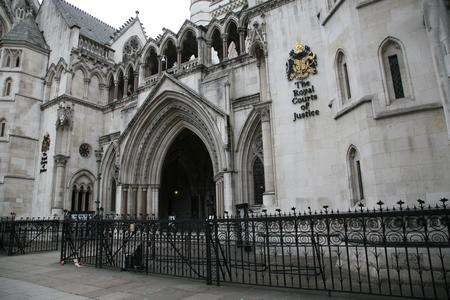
(159, 129), (215, 219)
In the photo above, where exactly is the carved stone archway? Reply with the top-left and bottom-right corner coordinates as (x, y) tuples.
(118, 80), (227, 217)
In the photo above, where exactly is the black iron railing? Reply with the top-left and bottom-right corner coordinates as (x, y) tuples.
(0, 216), (61, 256)
(60, 199), (450, 299)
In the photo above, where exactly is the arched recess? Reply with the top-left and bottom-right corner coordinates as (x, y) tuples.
(161, 39), (177, 70)
(66, 169), (96, 212)
(335, 49), (352, 103)
(126, 65), (135, 96)
(225, 20), (240, 58)
(88, 74), (102, 103)
(107, 74), (115, 103)
(235, 109), (264, 206)
(117, 69), (125, 100)
(347, 145), (365, 206)
(180, 30), (198, 63)
(100, 143), (118, 213)
(119, 90), (226, 216)
(144, 47), (159, 77)
(71, 68), (86, 99)
(378, 37), (413, 105)
(210, 27), (223, 64)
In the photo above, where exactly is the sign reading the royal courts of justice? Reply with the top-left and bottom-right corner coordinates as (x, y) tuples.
(286, 41), (320, 122)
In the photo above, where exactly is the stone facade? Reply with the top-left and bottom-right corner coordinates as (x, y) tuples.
(0, 0), (449, 217)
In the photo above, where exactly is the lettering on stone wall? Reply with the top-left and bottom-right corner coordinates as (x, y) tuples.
(292, 80), (320, 122)
(40, 133), (50, 173)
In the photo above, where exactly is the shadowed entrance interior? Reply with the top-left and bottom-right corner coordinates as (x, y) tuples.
(159, 129), (215, 219)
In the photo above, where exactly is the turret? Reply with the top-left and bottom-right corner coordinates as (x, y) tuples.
(190, 0), (211, 26)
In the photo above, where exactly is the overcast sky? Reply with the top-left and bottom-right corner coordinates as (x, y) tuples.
(47, 0), (191, 38)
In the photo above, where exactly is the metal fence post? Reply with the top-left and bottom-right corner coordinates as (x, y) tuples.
(205, 217), (212, 285)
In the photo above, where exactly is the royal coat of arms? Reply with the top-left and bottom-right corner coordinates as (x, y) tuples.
(286, 42), (318, 81)
(41, 134), (50, 152)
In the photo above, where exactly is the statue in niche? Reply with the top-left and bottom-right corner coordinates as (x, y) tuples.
(228, 41), (238, 59)
(211, 47), (220, 65)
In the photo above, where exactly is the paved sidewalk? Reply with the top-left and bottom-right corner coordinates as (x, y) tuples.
(0, 252), (404, 300)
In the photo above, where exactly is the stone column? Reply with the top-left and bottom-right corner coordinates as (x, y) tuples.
(150, 185), (160, 218)
(116, 185), (123, 215)
(258, 106), (275, 207)
(140, 186), (148, 217)
(206, 41), (212, 66)
(113, 81), (119, 100)
(222, 34), (228, 61)
(177, 47), (182, 67)
(215, 175), (224, 217)
(223, 172), (234, 215)
(53, 155), (69, 217)
(54, 77), (61, 98)
(128, 186), (137, 216)
(134, 72), (139, 92)
(136, 186), (144, 218)
(81, 190), (86, 212)
(158, 56), (163, 75)
(238, 28), (246, 55)
(65, 71), (73, 94)
(73, 188), (79, 211)
(146, 187), (153, 216)
(197, 36), (204, 65)
(95, 149), (103, 212)
(83, 78), (90, 99)
(99, 83), (106, 105)
(122, 185), (129, 215)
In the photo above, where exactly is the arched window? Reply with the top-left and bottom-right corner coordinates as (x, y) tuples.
(117, 70), (124, 100)
(108, 75), (115, 103)
(348, 146), (364, 206)
(15, 56), (20, 68)
(211, 28), (223, 64)
(162, 39), (177, 70)
(380, 38), (410, 103)
(144, 48), (158, 77)
(70, 172), (95, 213)
(252, 157), (265, 206)
(0, 119), (6, 138)
(180, 30), (198, 63)
(226, 21), (240, 59)
(336, 50), (351, 102)
(4, 78), (12, 96)
(126, 66), (134, 96)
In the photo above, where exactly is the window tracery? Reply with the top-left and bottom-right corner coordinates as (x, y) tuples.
(123, 36), (141, 62)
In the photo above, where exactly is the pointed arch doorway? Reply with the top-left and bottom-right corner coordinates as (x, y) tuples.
(159, 128), (215, 219)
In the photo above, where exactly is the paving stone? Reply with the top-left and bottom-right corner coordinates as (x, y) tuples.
(0, 252), (404, 300)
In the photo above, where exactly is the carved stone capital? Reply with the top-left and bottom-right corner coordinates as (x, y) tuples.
(54, 155), (69, 167)
(255, 103), (271, 123)
(94, 149), (103, 163)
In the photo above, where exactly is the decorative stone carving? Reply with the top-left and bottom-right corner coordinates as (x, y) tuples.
(56, 102), (74, 129)
(245, 15), (267, 57)
(54, 154), (69, 167)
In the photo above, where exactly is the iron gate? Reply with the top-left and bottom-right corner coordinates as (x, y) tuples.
(60, 199), (450, 299)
